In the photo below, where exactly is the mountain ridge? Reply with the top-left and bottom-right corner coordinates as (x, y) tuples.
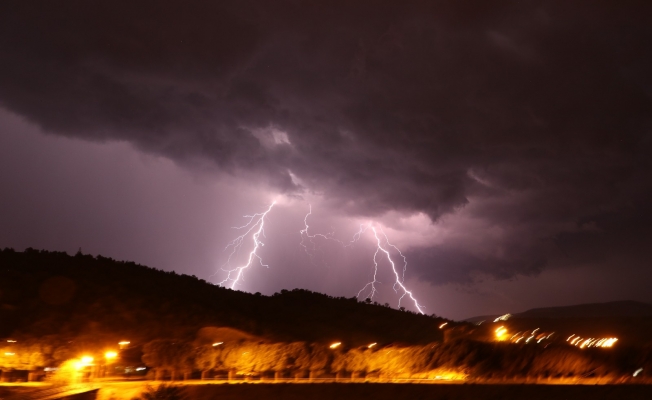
(0, 247), (445, 345)
(464, 300), (652, 323)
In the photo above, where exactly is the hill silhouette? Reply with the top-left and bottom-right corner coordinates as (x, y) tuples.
(465, 301), (652, 323)
(517, 301), (652, 319)
(3, 248), (652, 383)
(0, 248), (444, 346)
(464, 301), (652, 348)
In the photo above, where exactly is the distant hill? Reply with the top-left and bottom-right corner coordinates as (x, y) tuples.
(465, 301), (652, 323)
(463, 301), (652, 347)
(516, 301), (652, 319)
(0, 248), (445, 346)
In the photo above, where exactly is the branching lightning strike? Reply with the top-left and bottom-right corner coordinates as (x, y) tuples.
(370, 226), (424, 314)
(218, 202), (275, 289)
(300, 204), (344, 266)
(216, 202), (424, 314)
(305, 208), (425, 315)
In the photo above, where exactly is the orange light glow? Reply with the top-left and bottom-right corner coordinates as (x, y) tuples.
(329, 342), (342, 349)
(429, 368), (468, 381)
(566, 334), (618, 349)
(105, 351), (117, 360)
(368, 342), (377, 348)
(495, 326), (508, 341)
(439, 322), (448, 329)
(212, 342), (224, 346)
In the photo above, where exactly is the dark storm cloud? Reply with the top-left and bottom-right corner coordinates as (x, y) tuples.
(1, 0), (651, 284)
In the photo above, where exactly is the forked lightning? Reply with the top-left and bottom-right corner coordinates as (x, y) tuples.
(218, 202), (275, 289)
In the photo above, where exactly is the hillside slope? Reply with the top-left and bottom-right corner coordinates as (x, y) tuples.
(464, 302), (652, 346)
(0, 248), (444, 346)
(517, 301), (652, 319)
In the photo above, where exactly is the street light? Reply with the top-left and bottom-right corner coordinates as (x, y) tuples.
(329, 342), (341, 349)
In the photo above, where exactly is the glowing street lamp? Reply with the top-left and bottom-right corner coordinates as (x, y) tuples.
(105, 351), (117, 360)
(494, 326), (508, 341)
(329, 342), (341, 349)
(118, 341), (130, 349)
(212, 342), (224, 347)
(73, 356), (95, 372)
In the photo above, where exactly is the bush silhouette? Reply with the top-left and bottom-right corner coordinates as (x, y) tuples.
(134, 384), (186, 400)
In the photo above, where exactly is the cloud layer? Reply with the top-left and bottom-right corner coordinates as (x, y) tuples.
(1, 0), (651, 285)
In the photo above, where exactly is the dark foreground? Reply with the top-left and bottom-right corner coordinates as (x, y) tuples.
(183, 383), (652, 400)
(5, 383), (652, 400)
(109, 383), (652, 400)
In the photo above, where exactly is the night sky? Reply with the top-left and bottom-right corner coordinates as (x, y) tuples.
(1, 1), (651, 319)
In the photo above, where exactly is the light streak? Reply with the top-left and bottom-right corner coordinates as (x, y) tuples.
(219, 202), (275, 289)
(501, 328), (556, 345)
(566, 334), (617, 348)
(493, 314), (512, 322)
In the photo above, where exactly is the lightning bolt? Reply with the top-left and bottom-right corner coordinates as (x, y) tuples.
(303, 207), (425, 315)
(370, 226), (424, 314)
(218, 202), (275, 289)
(300, 204), (344, 266)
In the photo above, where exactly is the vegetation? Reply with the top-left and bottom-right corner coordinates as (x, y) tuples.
(0, 248), (444, 345)
(134, 384), (186, 400)
(1, 248), (651, 383)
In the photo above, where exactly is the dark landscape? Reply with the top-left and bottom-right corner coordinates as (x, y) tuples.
(2, 249), (652, 399)
(2, 0), (652, 399)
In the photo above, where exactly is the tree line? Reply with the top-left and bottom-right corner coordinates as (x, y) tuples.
(140, 337), (652, 382)
(0, 248), (444, 345)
